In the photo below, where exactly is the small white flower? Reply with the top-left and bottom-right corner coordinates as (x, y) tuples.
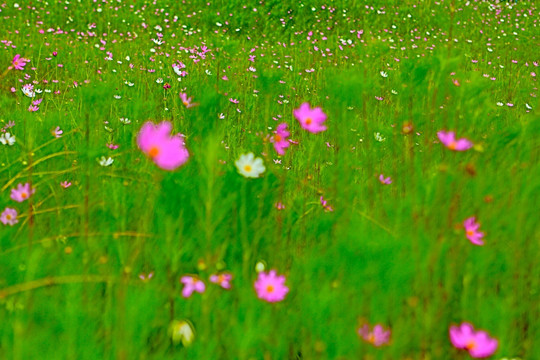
(218, 113), (225, 119)
(380, 71), (388, 78)
(119, 117), (131, 125)
(125, 56), (131, 61)
(22, 86), (35, 98)
(114, 95), (121, 99)
(35, 88), (43, 94)
(391, 89), (398, 94)
(525, 103), (532, 110)
(0, 132), (16, 146)
(374, 132), (386, 142)
(98, 156), (114, 167)
(152, 38), (164, 46)
(255, 261), (266, 273)
(156, 78), (164, 84)
(205, 69), (212, 75)
(497, 102), (504, 107)
(235, 152), (265, 178)
(45, 89), (52, 93)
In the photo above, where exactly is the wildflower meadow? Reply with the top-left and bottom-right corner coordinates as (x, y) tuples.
(0, 0), (539, 359)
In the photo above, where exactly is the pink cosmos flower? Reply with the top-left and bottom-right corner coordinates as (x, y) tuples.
(463, 217), (485, 246)
(209, 273), (233, 289)
(358, 324), (391, 347)
(60, 181), (72, 188)
(180, 275), (206, 298)
(294, 102), (327, 133)
(320, 196), (334, 212)
(139, 271), (154, 282)
(137, 121), (189, 171)
(1, 208), (18, 226)
(11, 183), (35, 202)
(52, 126), (63, 138)
(449, 322), (498, 358)
(254, 270), (289, 303)
(378, 174), (392, 184)
(179, 92), (198, 108)
(11, 54), (29, 70)
(271, 123), (291, 155)
(437, 131), (473, 151)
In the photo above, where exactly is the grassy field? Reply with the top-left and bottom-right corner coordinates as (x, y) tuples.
(0, 0), (538, 359)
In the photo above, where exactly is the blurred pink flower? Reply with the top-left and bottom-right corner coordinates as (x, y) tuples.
(209, 273), (233, 289)
(437, 131), (473, 151)
(179, 92), (198, 108)
(271, 123), (290, 155)
(254, 270), (289, 303)
(449, 322), (498, 358)
(0, 208), (18, 226)
(52, 126), (63, 138)
(378, 174), (392, 185)
(60, 181), (72, 188)
(180, 276), (205, 298)
(358, 323), (391, 347)
(11, 183), (35, 202)
(11, 54), (29, 70)
(320, 196), (334, 212)
(139, 271), (154, 282)
(464, 217), (485, 246)
(294, 102), (327, 133)
(137, 121), (189, 171)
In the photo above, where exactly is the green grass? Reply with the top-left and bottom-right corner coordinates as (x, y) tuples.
(0, 0), (538, 359)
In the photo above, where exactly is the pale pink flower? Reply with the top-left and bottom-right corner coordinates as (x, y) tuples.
(180, 275), (206, 298)
(137, 121), (189, 171)
(358, 323), (391, 347)
(209, 273), (233, 289)
(179, 92), (198, 108)
(11, 54), (29, 70)
(320, 196), (334, 212)
(60, 181), (72, 188)
(254, 270), (289, 303)
(52, 126), (63, 138)
(378, 174), (392, 184)
(437, 131), (473, 151)
(271, 123), (290, 155)
(463, 217), (485, 246)
(11, 183), (35, 202)
(1, 208), (18, 226)
(449, 322), (498, 358)
(139, 272), (154, 282)
(294, 102), (327, 133)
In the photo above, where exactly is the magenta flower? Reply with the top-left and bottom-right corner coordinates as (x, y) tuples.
(180, 276), (206, 298)
(137, 121), (189, 171)
(11, 54), (29, 70)
(11, 183), (35, 202)
(209, 273), (233, 289)
(320, 196), (334, 212)
(271, 123), (291, 155)
(51, 126), (63, 138)
(449, 322), (498, 358)
(60, 181), (72, 189)
(1, 208), (18, 226)
(179, 93), (198, 108)
(378, 174), (392, 185)
(138, 271), (154, 282)
(254, 270), (289, 303)
(294, 102), (327, 133)
(358, 323), (391, 347)
(464, 217), (485, 246)
(437, 131), (473, 151)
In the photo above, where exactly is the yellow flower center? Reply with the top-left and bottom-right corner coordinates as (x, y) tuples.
(148, 146), (159, 158)
(266, 285), (274, 293)
(183, 101), (189, 106)
(367, 333), (376, 343)
(466, 230), (475, 236)
(6, 214), (12, 220)
(448, 141), (457, 150)
(21, 192), (28, 199)
(466, 341), (476, 350)
(274, 134), (282, 142)
(244, 165), (252, 172)
(305, 118), (312, 125)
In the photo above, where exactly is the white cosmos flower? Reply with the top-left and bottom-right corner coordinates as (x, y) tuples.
(380, 71), (388, 78)
(22, 86), (35, 98)
(98, 156), (114, 167)
(0, 132), (16, 146)
(235, 152), (265, 178)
